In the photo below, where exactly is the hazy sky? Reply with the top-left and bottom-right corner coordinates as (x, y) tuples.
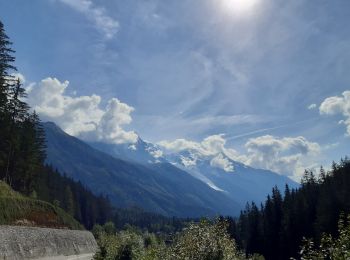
(1, 0), (350, 180)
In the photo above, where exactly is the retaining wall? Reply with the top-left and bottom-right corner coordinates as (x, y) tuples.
(0, 226), (98, 260)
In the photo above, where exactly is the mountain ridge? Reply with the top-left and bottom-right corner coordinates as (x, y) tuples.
(43, 122), (241, 217)
(87, 132), (299, 206)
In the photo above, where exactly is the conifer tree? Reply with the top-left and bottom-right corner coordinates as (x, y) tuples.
(0, 20), (16, 178)
(0, 20), (16, 112)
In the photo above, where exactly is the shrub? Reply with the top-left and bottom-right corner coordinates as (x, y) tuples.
(299, 214), (350, 260)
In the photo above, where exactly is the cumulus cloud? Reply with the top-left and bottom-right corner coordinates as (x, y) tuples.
(243, 135), (320, 179)
(159, 134), (237, 172)
(210, 154), (234, 172)
(26, 77), (138, 144)
(308, 103), (317, 110)
(160, 134), (320, 179)
(58, 0), (119, 39)
(319, 91), (350, 135)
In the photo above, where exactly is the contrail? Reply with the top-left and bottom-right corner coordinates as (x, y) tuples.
(227, 117), (319, 141)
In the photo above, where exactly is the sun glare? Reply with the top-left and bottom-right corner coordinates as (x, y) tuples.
(221, 0), (259, 15)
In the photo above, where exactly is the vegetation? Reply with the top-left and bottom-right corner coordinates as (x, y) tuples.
(0, 180), (82, 229)
(93, 220), (263, 260)
(298, 214), (350, 260)
(32, 165), (114, 229)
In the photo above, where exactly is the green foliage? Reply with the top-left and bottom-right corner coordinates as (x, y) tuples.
(30, 190), (37, 199)
(94, 230), (153, 260)
(0, 20), (46, 194)
(299, 214), (350, 260)
(0, 181), (82, 229)
(94, 220), (259, 260)
(167, 220), (244, 260)
(0, 180), (22, 198)
(104, 221), (117, 235)
(32, 164), (114, 229)
(92, 224), (104, 239)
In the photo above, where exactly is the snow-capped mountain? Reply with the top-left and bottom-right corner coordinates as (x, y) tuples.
(43, 122), (240, 217)
(164, 149), (299, 205)
(89, 137), (166, 164)
(88, 136), (299, 207)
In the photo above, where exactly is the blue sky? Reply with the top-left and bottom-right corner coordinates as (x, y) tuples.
(1, 0), (350, 180)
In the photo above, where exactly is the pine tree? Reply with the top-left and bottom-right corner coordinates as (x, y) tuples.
(0, 20), (16, 112)
(5, 79), (30, 185)
(0, 20), (16, 178)
(64, 186), (75, 216)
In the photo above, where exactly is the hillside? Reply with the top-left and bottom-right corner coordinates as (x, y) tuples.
(43, 122), (241, 217)
(0, 181), (83, 230)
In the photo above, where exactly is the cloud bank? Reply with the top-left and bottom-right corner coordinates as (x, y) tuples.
(159, 134), (320, 179)
(159, 134), (237, 173)
(26, 77), (138, 144)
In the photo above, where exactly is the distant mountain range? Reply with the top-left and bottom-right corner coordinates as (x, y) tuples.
(44, 122), (240, 217)
(88, 135), (299, 206)
(44, 122), (298, 217)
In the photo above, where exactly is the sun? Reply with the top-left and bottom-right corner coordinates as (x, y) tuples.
(221, 0), (259, 15)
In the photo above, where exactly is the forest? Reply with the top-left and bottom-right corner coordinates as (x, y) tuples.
(224, 160), (350, 259)
(1, 18), (350, 260)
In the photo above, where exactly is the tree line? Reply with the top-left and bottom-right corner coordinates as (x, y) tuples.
(224, 158), (350, 260)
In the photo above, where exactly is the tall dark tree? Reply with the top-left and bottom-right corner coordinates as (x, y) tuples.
(5, 79), (30, 185)
(0, 20), (16, 178)
(0, 20), (16, 111)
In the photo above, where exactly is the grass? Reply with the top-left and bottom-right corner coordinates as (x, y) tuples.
(0, 181), (83, 230)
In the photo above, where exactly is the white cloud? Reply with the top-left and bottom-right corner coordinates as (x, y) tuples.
(160, 134), (320, 179)
(148, 149), (163, 159)
(243, 135), (320, 179)
(210, 154), (234, 172)
(308, 103), (317, 110)
(159, 134), (238, 173)
(58, 0), (119, 39)
(26, 77), (138, 144)
(319, 91), (350, 135)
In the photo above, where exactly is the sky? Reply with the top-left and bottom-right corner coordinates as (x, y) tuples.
(1, 0), (350, 180)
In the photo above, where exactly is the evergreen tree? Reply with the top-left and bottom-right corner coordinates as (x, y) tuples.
(64, 186), (75, 216)
(0, 20), (16, 112)
(0, 20), (16, 179)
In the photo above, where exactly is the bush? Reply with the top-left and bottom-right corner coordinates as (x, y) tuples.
(94, 220), (259, 260)
(94, 230), (148, 260)
(166, 220), (244, 260)
(104, 221), (116, 235)
(299, 214), (350, 260)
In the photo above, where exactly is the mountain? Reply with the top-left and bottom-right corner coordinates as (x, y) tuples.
(43, 122), (240, 217)
(89, 138), (166, 165)
(88, 136), (299, 206)
(165, 150), (299, 205)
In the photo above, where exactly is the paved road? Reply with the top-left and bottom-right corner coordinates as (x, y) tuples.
(36, 253), (95, 260)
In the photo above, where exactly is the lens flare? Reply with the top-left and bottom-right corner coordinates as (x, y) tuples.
(221, 0), (259, 15)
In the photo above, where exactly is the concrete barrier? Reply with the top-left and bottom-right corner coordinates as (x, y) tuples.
(0, 226), (98, 260)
